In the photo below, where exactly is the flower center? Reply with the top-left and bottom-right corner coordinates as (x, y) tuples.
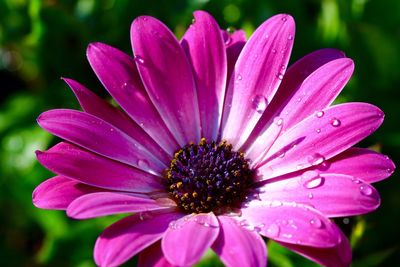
(165, 138), (254, 214)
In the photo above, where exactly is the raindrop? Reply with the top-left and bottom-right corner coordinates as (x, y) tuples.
(281, 233), (293, 239)
(359, 185), (373, 196)
(301, 170), (324, 189)
(191, 18), (196, 24)
(343, 218), (350, 224)
(330, 118), (341, 127)
(252, 95), (268, 114)
(288, 35), (293, 40)
(237, 74), (242, 81)
(134, 55), (145, 64)
(308, 193), (314, 199)
(281, 16), (288, 22)
(296, 97), (302, 102)
(351, 177), (361, 184)
(226, 27), (235, 34)
(307, 153), (325, 166)
(310, 218), (323, 228)
(278, 151), (285, 158)
(272, 49), (277, 54)
(281, 65), (286, 70)
(315, 111), (324, 118)
(277, 73), (284, 80)
(138, 159), (149, 169)
(274, 117), (283, 126)
(266, 223), (280, 237)
(316, 128), (321, 133)
(225, 37), (232, 45)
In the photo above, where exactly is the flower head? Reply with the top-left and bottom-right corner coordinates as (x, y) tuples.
(33, 11), (395, 267)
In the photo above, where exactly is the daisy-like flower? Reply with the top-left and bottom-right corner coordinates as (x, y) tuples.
(33, 11), (395, 267)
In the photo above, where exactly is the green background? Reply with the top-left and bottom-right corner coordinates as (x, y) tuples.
(0, 0), (399, 266)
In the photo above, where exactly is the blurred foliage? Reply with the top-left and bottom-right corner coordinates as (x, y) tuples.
(0, 0), (399, 266)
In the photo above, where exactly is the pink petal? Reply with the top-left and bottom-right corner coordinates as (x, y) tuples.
(181, 11), (227, 140)
(318, 147), (395, 183)
(223, 29), (246, 84)
(86, 43), (179, 155)
(277, 229), (351, 267)
(259, 103), (384, 178)
(241, 202), (341, 248)
(37, 109), (166, 173)
(138, 242), (176, 267)
(67, 192), (172, 219)
(94, 211), (183, 267)
(243, 49), (347, 150)
(32, 175), (101, 210)
(36, 142), (163, 193)
(131, 16), (201, 146)
(221, 14), (295, 148)
(64, 78), (170, 162)
(212, 216), (267, 267)
(162, 213), (220, 266)
(259, 173), (380, 217)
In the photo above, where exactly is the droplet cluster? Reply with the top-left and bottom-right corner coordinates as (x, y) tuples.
(165, 138), (254, 214)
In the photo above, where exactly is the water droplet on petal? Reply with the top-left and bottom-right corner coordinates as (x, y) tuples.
(137, 159), (149, 169)
(310, 218), (323, 228)
(281, 16), (288, 22)
(225, 36), (232, 45)
(272, 49), (277, 54)
(301, 170), (324, 189)
(296, 97), (302, 102)
(134, 55), (145, 64)
(316, 111), (324, 118)
(237, 74), (242, 81)
(266, 223), (280, 237)
(343, 218), (350, 224)
(191, 18), (196, 24)
(277, 73), (284, 80)
(307, 153), (325, 166)
(288, 35), (293, 40)
(316, 128), (321, 133)
(308, 193), (314, 199)
(330, 118), (341, 127)
(252, 95), (268, 114)
(226, 27), (235, 34)
(274, 117), (283, 126)
(359, 184), (373, 196)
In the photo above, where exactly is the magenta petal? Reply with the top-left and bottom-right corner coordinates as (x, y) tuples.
(221, 14), (295, 148)
(67, 192), (171, 219)
(86, 43), (179, 155)
(138, 242), (175, 267)
(212, 216), (267, 267)
(241, 202), (341, 247)
(37, 109), (166, 173)
(64, 78), (170, 162)
(181, 11), (227, 140)
(36, 142), (163, 193)
(319, 147), (396, 183)
(32, 176), (101, 210)
(259, 103), (384, 178)
(278, 229), (351, 267)
(243, 49), (347, 150)
(224, 29), (246, 84)
(162, 213), (220, 266)
(131, 16), (201, 146)
(259, 173), (380, 217)
(94, 211), (182, 267)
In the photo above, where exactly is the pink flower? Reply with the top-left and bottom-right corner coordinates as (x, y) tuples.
(33, 11), (395, 267)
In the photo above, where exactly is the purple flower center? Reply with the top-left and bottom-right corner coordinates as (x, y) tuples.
(165, 138), (254, 214)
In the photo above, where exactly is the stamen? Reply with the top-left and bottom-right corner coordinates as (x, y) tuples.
(164, 138), (254, 214)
